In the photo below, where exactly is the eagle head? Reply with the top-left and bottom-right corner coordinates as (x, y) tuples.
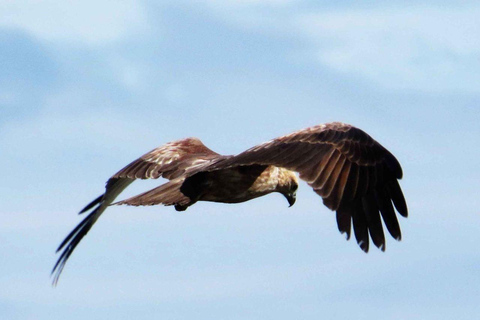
(278, 169), (298, 207)
(284, 189), (296, 207)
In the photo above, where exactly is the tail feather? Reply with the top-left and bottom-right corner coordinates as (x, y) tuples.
(115, 179), (190, 207)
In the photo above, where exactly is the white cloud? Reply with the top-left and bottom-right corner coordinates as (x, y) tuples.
(293, 5), (480, 92)
(0, 0), (148, 45)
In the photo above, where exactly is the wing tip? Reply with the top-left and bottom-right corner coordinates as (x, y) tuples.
(52, 206), (105, 285)
(398, 205), (408, 218)
(340, 230), (351, 240)
(377, 243), (386, 252)
(358, 239), (369, 253)
(385, 151), (404, 180)
(79, 194), (103, 214)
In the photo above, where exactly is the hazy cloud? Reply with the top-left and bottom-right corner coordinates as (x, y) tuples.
(196, 2), (480, 92)
(294, 5), (480, 92)
(0, 0), (149, 45)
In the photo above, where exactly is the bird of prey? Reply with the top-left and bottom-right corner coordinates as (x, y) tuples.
(52, 122), (408, 284)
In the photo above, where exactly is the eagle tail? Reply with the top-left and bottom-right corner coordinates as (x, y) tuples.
(114, 178), (191, 208)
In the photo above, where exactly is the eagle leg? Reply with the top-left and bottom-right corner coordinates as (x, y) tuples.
(175, 204), (188, 211)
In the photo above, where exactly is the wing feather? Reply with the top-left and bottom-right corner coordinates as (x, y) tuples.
(311, 150), (342, 189)
(292, 147), (324, 175)
(113, 137), (221, 180)
(319, 154), (347, 200)
(53, 137), (223, 284)
(375, 188), (402, 240)
(352, 201), (369, 252)
(387, 179), (408, 217)
(52, 178), (133, 285)
(273, 143), (316, 169)
(336, 204), (353, 240)
(297, 145), (332, 182)
(362, 193), (385, 251)
(342, 162), (359, 202)
(204, 122), (407, 252)
(354, 166), (369, 199)
(304, 148), (336, 184)
(323, 159), (351, 210)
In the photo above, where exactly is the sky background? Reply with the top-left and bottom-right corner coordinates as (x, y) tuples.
(1, 1), (480, 319)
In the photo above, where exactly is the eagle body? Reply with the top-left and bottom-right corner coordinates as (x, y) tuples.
(181, 165), (297, 206)
(119, 165), (298, 211)
(52, 122), (408, 284)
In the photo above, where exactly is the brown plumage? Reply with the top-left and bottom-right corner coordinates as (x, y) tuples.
(52, 122), (408, 284)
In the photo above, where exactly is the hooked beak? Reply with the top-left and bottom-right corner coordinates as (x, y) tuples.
(285, 192), (296, 207)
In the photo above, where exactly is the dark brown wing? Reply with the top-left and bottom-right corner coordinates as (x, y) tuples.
(52, 137), (222, 285)
(204, 122), (408, 252)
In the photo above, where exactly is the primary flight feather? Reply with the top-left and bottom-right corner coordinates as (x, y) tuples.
(52, 122), (408, 284)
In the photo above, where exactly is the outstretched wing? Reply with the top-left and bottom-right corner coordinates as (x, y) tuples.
(111, 137), (221, 180)
(52, 137), (221, 284)
(205, 122), (408, 252)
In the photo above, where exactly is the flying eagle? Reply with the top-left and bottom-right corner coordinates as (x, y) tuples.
(52, 122), (408, 284)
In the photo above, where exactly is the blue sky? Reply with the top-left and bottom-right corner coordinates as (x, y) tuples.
(1, 1), (480, 319)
